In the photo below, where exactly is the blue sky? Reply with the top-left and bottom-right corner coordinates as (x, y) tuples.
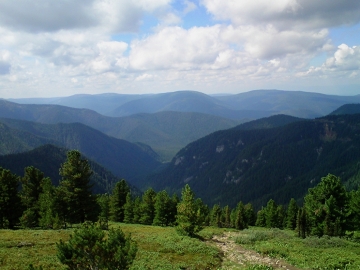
(0, 0), (359, 98)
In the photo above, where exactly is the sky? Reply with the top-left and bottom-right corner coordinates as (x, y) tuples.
(0, 0), (360, 98)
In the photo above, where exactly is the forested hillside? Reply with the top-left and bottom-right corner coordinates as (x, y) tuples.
(231, 114), (304, 130)
(0, 122), (54, 154)
(148, 114), (360, 208)
(0, 144), (121, 193)
(330, 103), (360, 115)
(0, 119), (161, 183)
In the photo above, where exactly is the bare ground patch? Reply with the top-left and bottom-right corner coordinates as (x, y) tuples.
(208, 231), (301, 270)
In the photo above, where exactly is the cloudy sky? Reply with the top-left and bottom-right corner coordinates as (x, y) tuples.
(1, 0), (360, 98)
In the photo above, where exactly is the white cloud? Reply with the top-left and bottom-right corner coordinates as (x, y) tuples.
(201, 0), (360, 30)
(0, 0), (172, 34)
(0, 0), (98, 33)
(240, 26), (330, 59)
(0, 0), (359, 98)
(300, 44), (360, 78)
(326, 44), (360, 71)
(183, 0), (197, 14)
(135, 73), (156, 81)
(129, 25), (229, 70)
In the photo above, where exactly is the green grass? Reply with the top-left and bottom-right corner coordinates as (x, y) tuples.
(0, 223), (221, 270)
(2, 225), (360, 269)
(0, 229), (69, 269)
(234, 227), (360, 269)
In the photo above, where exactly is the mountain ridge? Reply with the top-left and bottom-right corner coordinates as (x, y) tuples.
(8, 90), (360, 119)
(147, 113), (360, 208)
(0, 100), (240, 160)
(0, 118), (161, 184)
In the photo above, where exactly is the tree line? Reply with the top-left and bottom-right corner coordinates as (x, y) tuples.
(1, 150), (360, 239)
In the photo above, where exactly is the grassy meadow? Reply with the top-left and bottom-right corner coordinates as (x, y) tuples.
(1, 224), (360, 269)
(234, 228), (360, 269)
(0, 223), (221, 270)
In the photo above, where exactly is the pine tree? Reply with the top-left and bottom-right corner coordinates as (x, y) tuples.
(167, 194), (179, 226)
(0, 167), (21, 229)
(265, 199), (278, 228)
(296, 207), (307, 239)
(97, 194), (111, 229)
(222, 205), (231, 228)
(139, 188), (156, 225)
(110, 179), (130, 222)
(255, 208), (266, 227)
(244, 203), (256, 226)
(58, 150), (97, 225)
(304, 174), (349, 236)
(234, 202), (247, 230)
(286, 198), (299, 230)
(153, 190), (171, 226)
(38, 178), (61, 229)
(276, 205), (286, 229)
(349, 189), (360, 231)
(123, 193), (134, 224)
(176, 184), (205, 236)
(210, 204), (222, 227)
(20, 167), (49, 228)
(132, 197), (141, 224)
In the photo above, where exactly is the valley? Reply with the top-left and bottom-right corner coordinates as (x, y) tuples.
(1, 89), (360, 269)
(1, 90), (360, 207)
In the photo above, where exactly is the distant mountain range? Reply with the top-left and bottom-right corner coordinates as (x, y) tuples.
(147, 113), (360, 208)
(3, 90), (360, 208)
(0, 100), (240, 161)
(0, 118), (161, 184)
(8, 90), (360, 119)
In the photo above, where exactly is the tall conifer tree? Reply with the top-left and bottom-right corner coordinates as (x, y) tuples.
(58, 150), (96, 224)
(110, 179), (130, 222)
(0, 167), (21, 229)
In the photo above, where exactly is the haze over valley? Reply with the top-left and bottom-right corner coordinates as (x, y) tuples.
(1, 89), (360, 207)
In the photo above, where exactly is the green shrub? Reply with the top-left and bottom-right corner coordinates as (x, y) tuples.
(57, 222), (137, 270)
(304, 236), (347, 248)
(235, 228), (289, 244)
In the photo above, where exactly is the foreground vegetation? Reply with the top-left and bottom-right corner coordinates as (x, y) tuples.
(2, 224), (360, 269)
(2, 148), (360, 269)
(234, 227), (360, 269)
(0, 223), (221, 270)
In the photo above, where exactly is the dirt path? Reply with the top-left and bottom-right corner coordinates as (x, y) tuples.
(209, 232), (301, 270)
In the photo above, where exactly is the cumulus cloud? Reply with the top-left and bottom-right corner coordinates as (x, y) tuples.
(201, 0), (360, 30)
(0, 0), (98, 33)
(239, 26), (330, 59)
(0, 0), (172, 33)
(325, 44), (360, 71)
(300, 44), (360, 79)
(0, 0), (359, 97)
(129, 25), (229, 70)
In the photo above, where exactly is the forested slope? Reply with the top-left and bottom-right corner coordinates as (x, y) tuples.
(148, 114), (360, 208)
(0, 119), (161, 183)
(0, 144), (121, 193)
